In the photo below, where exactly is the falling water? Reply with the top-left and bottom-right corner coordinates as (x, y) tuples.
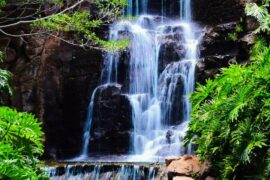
(180, 0), (191, 21)
(78, 0), (201, 161)
(80, 87), (98, 157)
(126, 0), (148, 16)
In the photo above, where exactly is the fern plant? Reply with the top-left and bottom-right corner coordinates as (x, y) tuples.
(245, 0), (270, 33)
(0, 107), (47, 179)
(185, 1), (270, 178)
(185, 38), (270, 179)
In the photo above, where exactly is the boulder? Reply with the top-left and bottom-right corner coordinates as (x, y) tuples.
(165, 156), (180, 166)
(167, 155), (201, 177)
(90, 84), (133, 154)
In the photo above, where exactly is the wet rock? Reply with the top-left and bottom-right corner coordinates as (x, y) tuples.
(196, 20), (251, 84)
(90, 84), (133, 154)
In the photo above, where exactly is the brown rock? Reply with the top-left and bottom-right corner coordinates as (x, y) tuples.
(165, 156), (180, 166)
(173, 176), (195, 180)
(167, 155), (201, 176)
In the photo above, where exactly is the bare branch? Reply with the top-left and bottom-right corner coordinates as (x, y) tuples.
(0, 0), (86, 28)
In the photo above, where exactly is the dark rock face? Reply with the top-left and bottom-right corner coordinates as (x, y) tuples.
(2, 35), (104, 159)
(90, 84), (132, 154)
(192, 0), (245, 24)
(192, 0), (252, 84)
(196, 19), (255, 83)
(158, 27), (186, 74)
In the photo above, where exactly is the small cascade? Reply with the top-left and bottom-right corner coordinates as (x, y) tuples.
(80, 87), (99, 157)
(44, 163), (162, 180)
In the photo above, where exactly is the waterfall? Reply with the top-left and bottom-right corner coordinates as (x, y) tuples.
(77, 0), (201, 161)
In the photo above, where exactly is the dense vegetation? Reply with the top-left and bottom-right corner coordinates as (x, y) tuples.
(0, 107), (46, 179)
(186, 0), (270, 179)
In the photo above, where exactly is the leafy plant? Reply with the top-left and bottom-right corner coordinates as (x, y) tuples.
(186, 1), (270, 178)
(0, 107), (47, 179)
(185, 38), (270, 179)
(245, 0), (270, 33)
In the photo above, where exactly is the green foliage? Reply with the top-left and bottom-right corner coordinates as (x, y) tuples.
(99, 38), (129, 52)
(0, 0), (5, 9)
(245, 0), (270, 33)
(185, 39), (270, 179)
(31, 0), (128, 52)
(32, 11), (102, 38)
(0, 107), (47, 179)
(227, 22), (243, 41)
(186, 1), (270, 178)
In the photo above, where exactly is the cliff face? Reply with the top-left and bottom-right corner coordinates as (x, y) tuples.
(1, 0), (253, 159)
(1, 35), (104, 159)
(193, 0), (256, 83)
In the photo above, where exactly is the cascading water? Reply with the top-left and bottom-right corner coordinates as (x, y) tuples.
(77, 0), (201, 161)
(45, 0), (203, 179)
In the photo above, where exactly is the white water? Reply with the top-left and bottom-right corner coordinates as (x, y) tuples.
(77, 0), (201, 161)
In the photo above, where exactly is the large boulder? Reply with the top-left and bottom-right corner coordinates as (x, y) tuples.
(90, 84), (133, 154)
(167, 155), (201, 179)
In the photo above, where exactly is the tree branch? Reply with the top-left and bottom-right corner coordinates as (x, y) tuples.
(0, 0), (86, 28)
